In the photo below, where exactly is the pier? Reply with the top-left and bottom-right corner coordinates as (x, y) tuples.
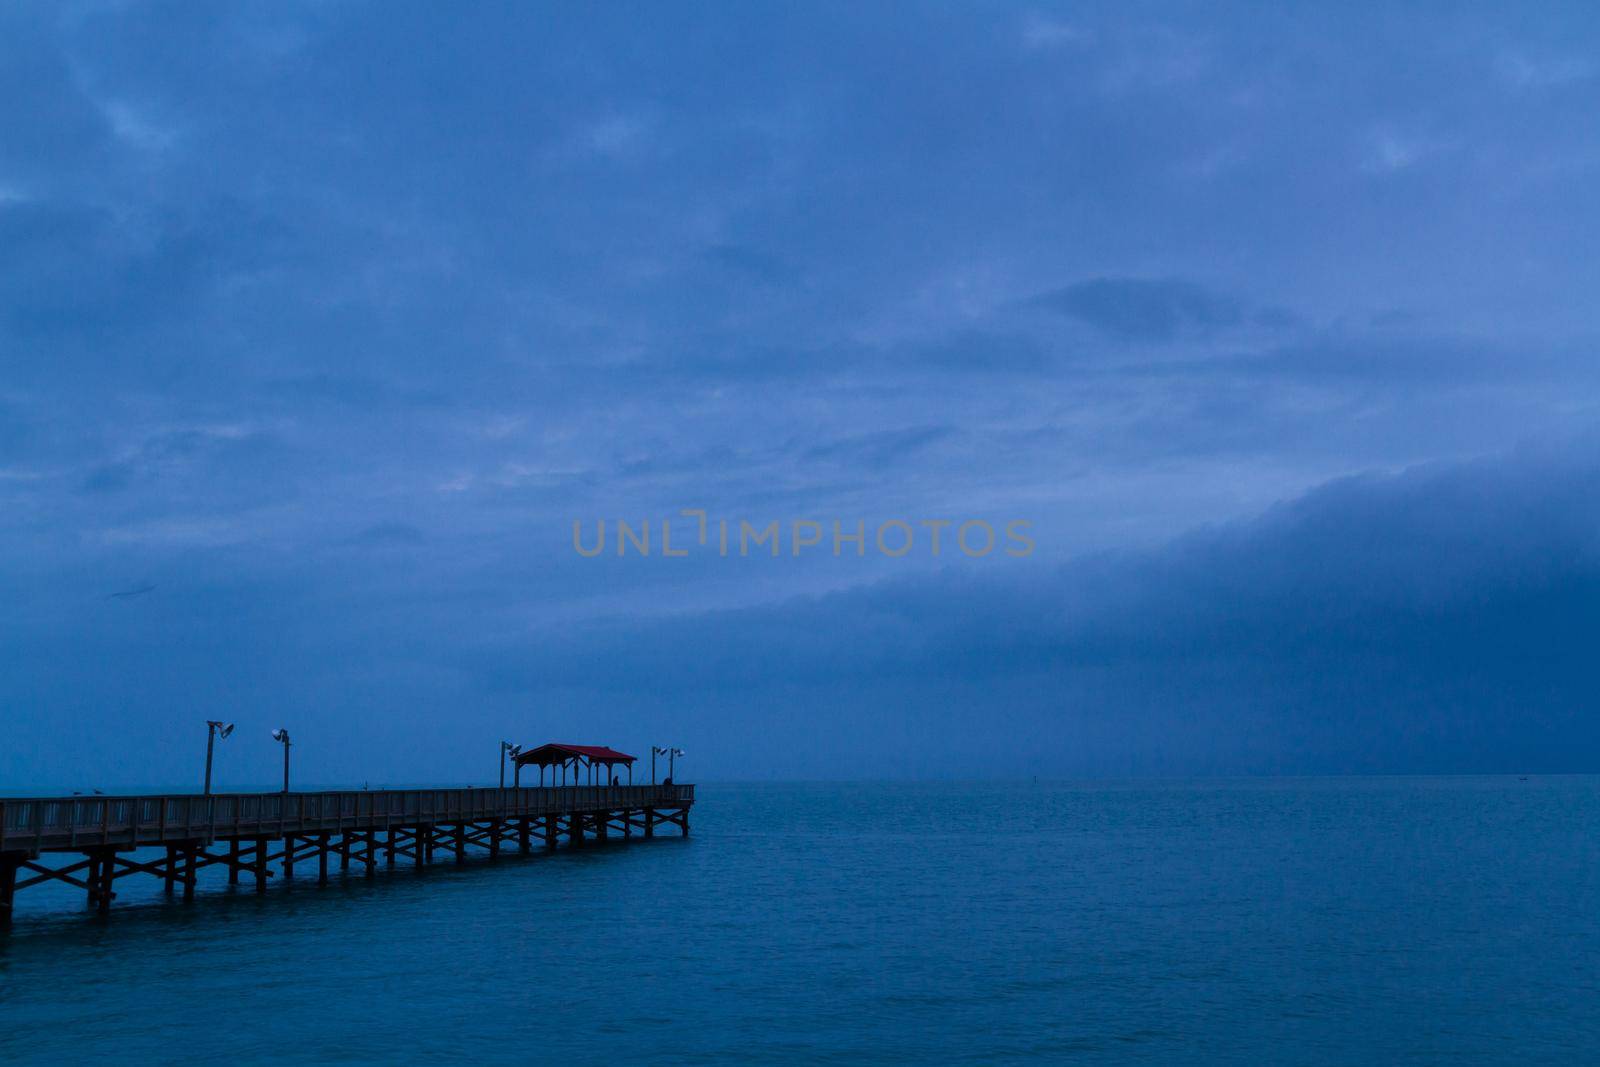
(0, 782), (693, 926)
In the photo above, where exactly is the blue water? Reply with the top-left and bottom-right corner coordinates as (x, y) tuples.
(2, 778), (1598, 1064)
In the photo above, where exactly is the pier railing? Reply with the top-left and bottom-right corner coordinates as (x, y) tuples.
(0, 784), (694, 852)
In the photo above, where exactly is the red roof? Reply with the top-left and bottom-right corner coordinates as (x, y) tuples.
(513, 742), (636, 765)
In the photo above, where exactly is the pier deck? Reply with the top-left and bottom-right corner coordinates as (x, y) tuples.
(0, 784), (693, 925)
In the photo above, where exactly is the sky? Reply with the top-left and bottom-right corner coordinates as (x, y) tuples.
(3, 3), (1600, 788)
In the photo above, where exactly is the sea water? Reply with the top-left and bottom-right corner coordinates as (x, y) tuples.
(1, 778), (1597, 1064)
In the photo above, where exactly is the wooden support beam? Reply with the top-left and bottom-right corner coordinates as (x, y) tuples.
(279, 837), (323, 875)
(87, 848), (116, 913)
(183, 844), (197, 902)
(228, 838), (241, 886)
(318, 833), (330, 886)
(164, 844), (178, 895)
(253, 837), (268, 893)
(644, 807), (655, 838)
(0, 853), (21, 928)
(110, 853), (176, 881)
(652, 809), (690, 836)
(411, 824), (422, 868)
(17, 857), (93, 891)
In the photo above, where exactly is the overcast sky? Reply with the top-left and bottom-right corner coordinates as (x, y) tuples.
(4, 3), (1600, 787)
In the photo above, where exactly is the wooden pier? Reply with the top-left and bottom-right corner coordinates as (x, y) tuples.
(0, 783), (692, 926)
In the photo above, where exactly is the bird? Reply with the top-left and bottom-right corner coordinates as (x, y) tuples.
(108, 584), (156, 600)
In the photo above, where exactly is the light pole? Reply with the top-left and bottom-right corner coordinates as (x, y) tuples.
(652, 745), (669, 785)
(499, 740), (518, 789)
(669, 747), (685, 781)
(272, 729), (292, 793)
(203, 720), (234, 796)
(203, 720), (234, 845)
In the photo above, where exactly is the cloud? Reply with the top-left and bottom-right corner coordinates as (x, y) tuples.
(1029, 277), (1244, 342)
(462, 444), (1600, 776)
(1360, 125), (1450, 174)
(3, 4), (1600, 785)
(346, 521), (427, 548)
(802, 426), (955, 469)
(75, 425), (277, 496)
(1497, 53), (1595, 90)
(81, 462), (134, 493)
(1020, 14), (1092, 51)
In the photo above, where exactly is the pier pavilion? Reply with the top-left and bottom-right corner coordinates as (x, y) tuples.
(513, 743), (636, 786)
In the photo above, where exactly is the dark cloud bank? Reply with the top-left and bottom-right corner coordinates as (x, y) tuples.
(470, 444), (1600, 778)
(4, 438), (1597, 786)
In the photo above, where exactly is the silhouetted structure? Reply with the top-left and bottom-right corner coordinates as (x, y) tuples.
(513, 742), (636, 786)
(0, 780), (692, 927)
